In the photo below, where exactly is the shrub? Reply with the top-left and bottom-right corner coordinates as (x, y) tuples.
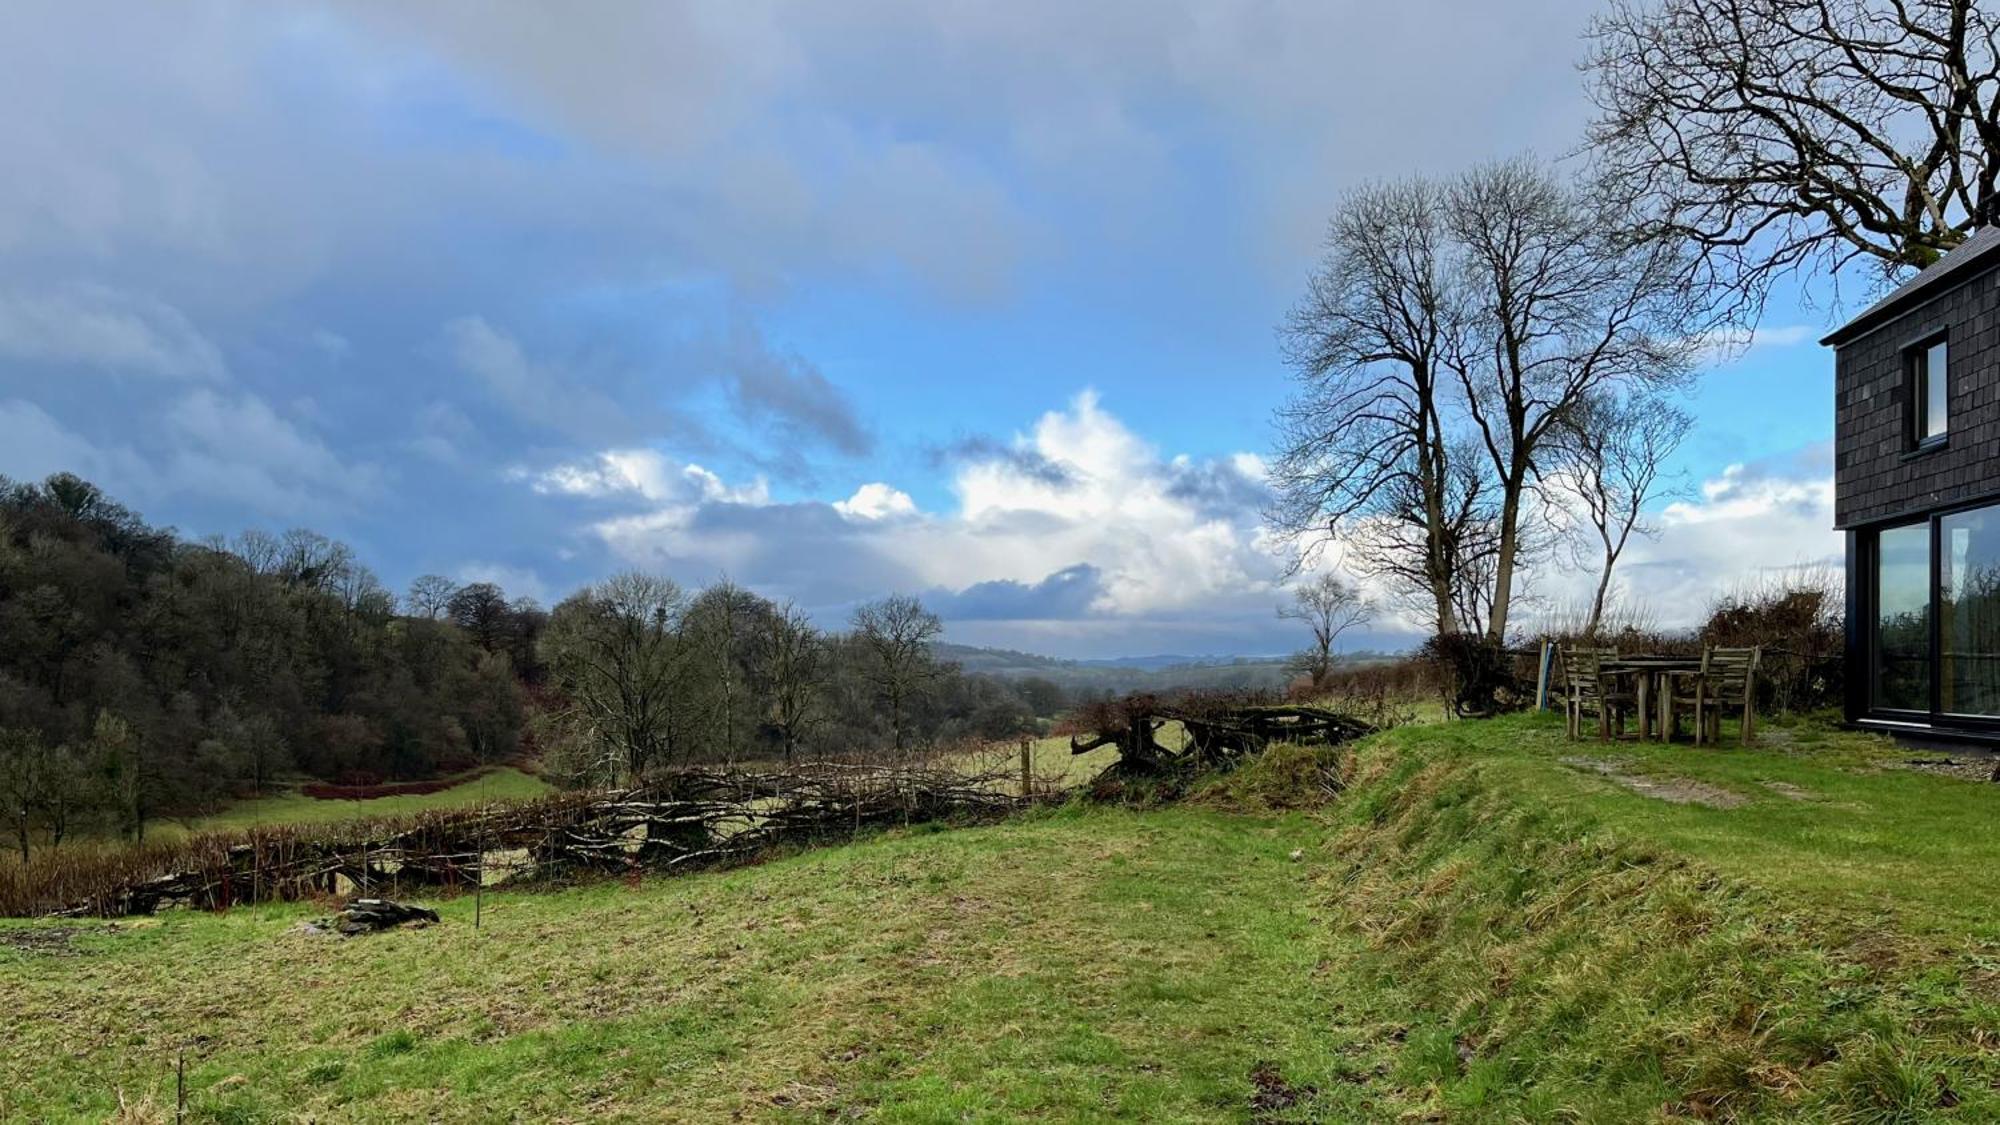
(1702, 568), (1843, 713)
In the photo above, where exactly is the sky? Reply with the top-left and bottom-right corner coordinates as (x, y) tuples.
(0, 1), (1847, 658)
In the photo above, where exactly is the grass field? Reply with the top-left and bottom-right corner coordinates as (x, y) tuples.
(7, 711), (2000, 1121)
(2, 806), (1393, 1122)
(141, 768), (554, 841)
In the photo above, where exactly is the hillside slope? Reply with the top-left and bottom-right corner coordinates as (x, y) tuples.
(6, 714), (1999, 1122)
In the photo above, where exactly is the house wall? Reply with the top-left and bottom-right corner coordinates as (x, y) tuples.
(1835, 264), (2000, 529)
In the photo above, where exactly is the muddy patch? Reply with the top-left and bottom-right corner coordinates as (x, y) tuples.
(1760, 780), (1814, 800)
(0, 923), (119, 956)
(1560, 756), (1748, 809)
(1899, 757), (2000, 784)
(1248, 1060), (1319, 1120)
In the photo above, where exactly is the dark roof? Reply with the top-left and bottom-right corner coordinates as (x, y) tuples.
(1822, 225), (2000, 346)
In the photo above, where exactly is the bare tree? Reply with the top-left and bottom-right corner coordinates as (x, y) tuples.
(1556, 392), (1694, 636)
(539, 572), (690, 783)
(406, 574), (459, 620)
(0, 728), (42, 862)
(759, 601), (826, 762)
(850, 595), (944, 753)
(1445, 158), (1699, 641)
(448, 582), (512, 651)
(1270, 177), (1473, 636)
(1278, 573), (1374, 688)
(1585, 0), (2000, 318)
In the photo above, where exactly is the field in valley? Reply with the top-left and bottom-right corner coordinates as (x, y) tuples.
(151, 767), (555, 840)
(6, 713), (2000, 1121)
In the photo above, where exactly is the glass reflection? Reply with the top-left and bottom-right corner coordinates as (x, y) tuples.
(1875, 522), (1930, 711)
(1941, 504), (2000, 715)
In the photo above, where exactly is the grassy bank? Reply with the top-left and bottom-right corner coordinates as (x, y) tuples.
(1324, 713), (2000, 1121)
(6, 713), (1998, 1121)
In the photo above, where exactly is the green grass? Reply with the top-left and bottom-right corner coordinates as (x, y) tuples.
(1413, 711), (2000, 942)
(9, 711), (2000, 1121)
(145, 767), (553, 840)
(0, 806), (1403, 1123)
(1326, 712), (2000, 1120)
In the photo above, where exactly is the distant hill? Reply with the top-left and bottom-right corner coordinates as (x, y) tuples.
(936, 642), (1310, 696)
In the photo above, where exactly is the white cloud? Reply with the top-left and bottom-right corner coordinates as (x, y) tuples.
(528, 448), (769, 507)
(1531, 442), (1841, 630)
(0, 285), (224, 381)
(1695, 323), (1818, 366)
(527, 391), (1283, 625)
(834, 482), (916, 521)
(455, 561), (550, 605)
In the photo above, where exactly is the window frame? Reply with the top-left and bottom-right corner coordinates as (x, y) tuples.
(1868, 516), (1935, 717)
(1906, 331), (1950, 450)
(1859, 495), (2000, 730)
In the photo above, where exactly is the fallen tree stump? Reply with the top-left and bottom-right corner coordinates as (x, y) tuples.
(1070, 694), (1374, 792)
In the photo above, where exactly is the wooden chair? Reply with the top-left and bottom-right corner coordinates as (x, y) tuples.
(1665, 646), (1761, 746)
(1562, 646), (1634, 740)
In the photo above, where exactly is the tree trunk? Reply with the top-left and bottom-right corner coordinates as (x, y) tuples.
(1487, 489), (1521, 643)
(1585, 553), (1615, 638)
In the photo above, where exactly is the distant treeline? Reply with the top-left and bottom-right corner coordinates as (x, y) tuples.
(0, 474), (1054, 860)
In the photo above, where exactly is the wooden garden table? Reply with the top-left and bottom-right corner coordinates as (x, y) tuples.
(1600, 656), (1705, 742)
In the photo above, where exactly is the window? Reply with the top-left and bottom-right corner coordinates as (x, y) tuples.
(1874, 521), (1931, 711)
(1941, 503), (2000, 716)
(1910, 336), (1949, 445)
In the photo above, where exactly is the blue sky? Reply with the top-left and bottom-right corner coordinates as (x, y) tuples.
(0, 1), (1847, 657)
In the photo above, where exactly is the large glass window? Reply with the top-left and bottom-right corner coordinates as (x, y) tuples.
(1875, 521), (1932, 711)
(1912, 337), (1948, 444)
(1941, 503), (2000, 715)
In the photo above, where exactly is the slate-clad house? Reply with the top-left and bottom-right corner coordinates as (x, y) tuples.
(1825, 225), (2000, 742)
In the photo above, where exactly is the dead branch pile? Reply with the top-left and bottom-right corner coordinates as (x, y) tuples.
(1070, 693), (1373, 778)
(4, 760), (1022, 919)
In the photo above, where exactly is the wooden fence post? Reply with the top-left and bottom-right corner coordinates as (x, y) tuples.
(1020, 739), (1032, 798)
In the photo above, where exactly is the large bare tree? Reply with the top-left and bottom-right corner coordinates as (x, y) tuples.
(1446, 158), (1699, 641)
(757, 601), (826, 762)
(1270, 178), (1472, 636)
(1585, 0), (2000, 316)
(539, 572), (691, 783)
(850, 595), (944, 753)
(405, 574), (459, 620)
(1555, 392), (1694, 636)
(1273, 163), (1696, 641)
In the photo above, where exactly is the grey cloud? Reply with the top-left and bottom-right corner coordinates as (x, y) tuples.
(0, 399), (148, 487)
(928, 435), (1075, 487)
(1164, 457), (1271, 518)
(927, 564), (1104, 621)
(720, 326), (872, 457)
(0, 285), (224, 382)
(444, 316), (663, 446)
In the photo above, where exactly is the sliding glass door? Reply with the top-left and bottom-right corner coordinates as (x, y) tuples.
(1941, 504), (2000, 716)
(1875, 521), (1931, 712)
(1871, 500), (2000, 720)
